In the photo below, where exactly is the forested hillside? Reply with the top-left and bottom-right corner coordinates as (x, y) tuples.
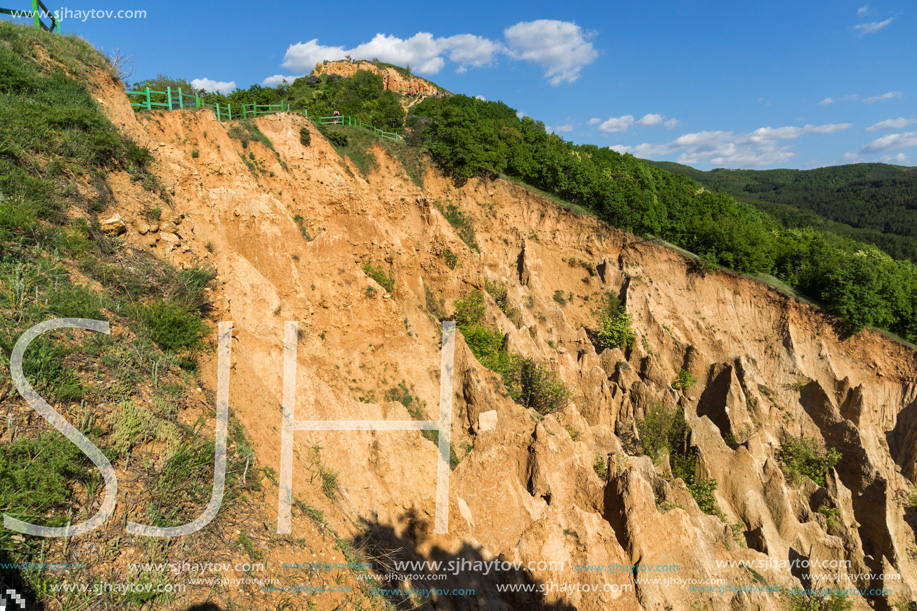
(651, 161), (917, 263)
(405, 94), (917, 344)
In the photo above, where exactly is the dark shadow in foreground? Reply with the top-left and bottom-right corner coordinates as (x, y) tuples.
(0, 547), (45, 611)
(348, 509), (578, 611)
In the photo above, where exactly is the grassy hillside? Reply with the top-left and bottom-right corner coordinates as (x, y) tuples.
(0, 22), (259, 608)
(651, 161), (917, 263)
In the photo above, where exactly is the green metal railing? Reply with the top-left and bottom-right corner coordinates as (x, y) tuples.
(127, 87), (289, 120)
(0, 0), (60, 32)
(313, 115), (404, 142)
(126, 87), (405, 143)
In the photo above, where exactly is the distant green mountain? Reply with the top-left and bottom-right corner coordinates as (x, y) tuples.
(649, 161), (917, 263)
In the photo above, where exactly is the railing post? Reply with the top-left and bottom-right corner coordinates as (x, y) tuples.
(228, 104), (231, 120)
(166, 86), (172, 110)
(216, 103), (221, 122)
(178, 88), (183, 109)
(196, 93), (201, 109)
(31, 0), (40, 29)
(145, 87), (151, 110)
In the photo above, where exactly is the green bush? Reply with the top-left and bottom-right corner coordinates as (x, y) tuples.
(139, 301), (210, 351)
(442, 248), (459, 269)
(636, 405), (722, 515)
(299, 127), (311, 147)
(638, 403), (690, 461)
(777, 437), (841, 486)
(818, 503), (840, 527)
(673, 369), (697, 391)
(46, 284), (102, 319)
(362, 262), (395, 293)
(424, 284), (447, 321)
(785, 593), (852, 611)
(593, 293), (635, 351)
(593, 454), (608, 479)
(384, 381), (421, 417)
(515, 358), (570, 415)
(326, 130), (349, 147)
(454, 290), (486, 326)
(455, 290), (569, 415)
(687, 478), (720, 515)
(228, 120), (275, 151)
(436, 201), (479, 251)
(0, 433), (93, 548)
(485, 279), (521, 326)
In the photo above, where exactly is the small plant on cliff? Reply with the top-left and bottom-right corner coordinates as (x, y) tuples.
(637, 403), (689, 462)
(454, 290), (569, 415)
(292, 214), (312, 240)
(485, 279), (521, 327)
(687, 478), (720, 515)
(818, 503), (840, 527)
(592, 292), (635, 351)
(672, 369), (697, 392)
(454, 290), (487, 326)
(299, 127), (311, 146)
(777, 436), (841, 487)
(442, 248), (459, 269)
(435, 200), (479, 252)
(784, 593), (852, 611)
(593, 454), (608, 480)
(362, 262), (395, 293)
(516, 357), (570, 415)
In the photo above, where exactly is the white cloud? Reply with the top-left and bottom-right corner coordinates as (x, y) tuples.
(841, 152), (861, 163)
(818, 94), (858, 105)
(636, 113), (664, 127)
(191, 78), (236, 93)
(262, 74), (299, 87)
(865, 90), (903, 103)
(596, 113), (678, 133)
(854, 17), (894, 34)
(554, 122), (574, 133)
(857, 4), (872, 16)
(587, 117), (601, 126)
(598, 115), (634, 133)
(475, 94), (486, 101)
(867, 117), (917, 131)
(880, 152), (911, 164)
(861, 131), (917, 154)
(282, 40), (347, 70)
(280, 22), (593, 85)
(504, 20), (597, 85)
(609, 123), (853, 168)
(516, 110), (527, 119)
(282, 32), (503, 75)
(441, 33), (504, 67)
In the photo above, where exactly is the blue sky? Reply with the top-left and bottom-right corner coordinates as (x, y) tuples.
(6, 0), (914, 169)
